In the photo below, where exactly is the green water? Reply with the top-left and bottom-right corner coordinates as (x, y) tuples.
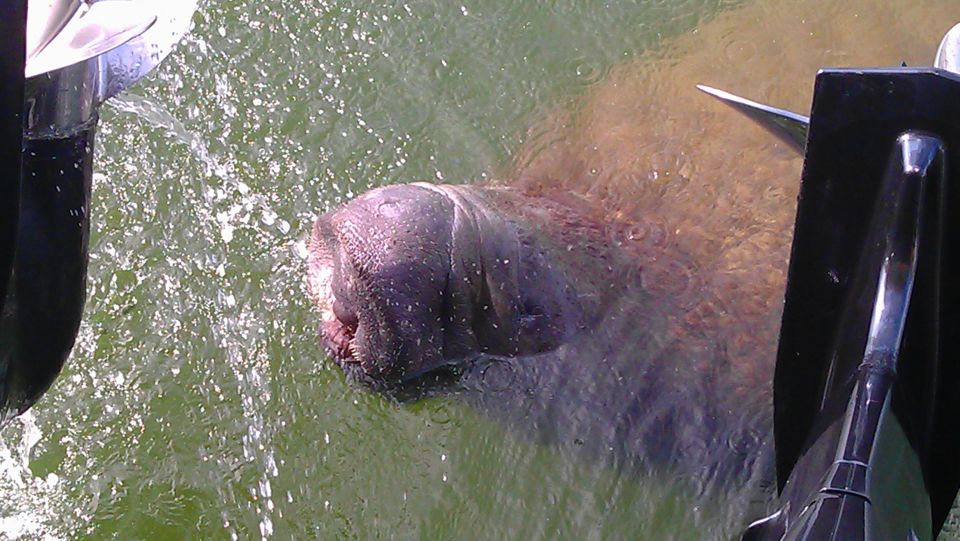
(2, 0), (959, 539)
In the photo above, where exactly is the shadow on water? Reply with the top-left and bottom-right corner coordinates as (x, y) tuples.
(2, 0), (960, 539)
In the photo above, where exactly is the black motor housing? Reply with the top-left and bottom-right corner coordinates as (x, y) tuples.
(744, 68), (960, 541)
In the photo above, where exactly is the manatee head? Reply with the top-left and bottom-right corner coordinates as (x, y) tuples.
(308, 183), (580, 388)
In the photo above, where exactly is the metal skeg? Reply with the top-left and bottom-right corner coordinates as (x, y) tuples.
(697, 21), (960, 161)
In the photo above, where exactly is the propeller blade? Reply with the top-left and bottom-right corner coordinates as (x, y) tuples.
(696, 84), (809, 154)
(25, 1), (156, 78)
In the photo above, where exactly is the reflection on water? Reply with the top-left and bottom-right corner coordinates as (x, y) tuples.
(0, 412), (68, 540)
(2, 0), (960, 539)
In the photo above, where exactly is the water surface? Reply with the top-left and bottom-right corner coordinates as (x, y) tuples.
(3, 0), (960, 539)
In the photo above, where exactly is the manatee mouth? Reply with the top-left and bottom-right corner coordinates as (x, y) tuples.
(322, 298), (358, 364)
(307, 220), (381, 385)
(307, 237), (360, 369)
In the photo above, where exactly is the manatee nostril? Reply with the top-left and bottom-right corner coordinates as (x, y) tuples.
(376, 199), (402, 218)
(333, 298), (359, 330)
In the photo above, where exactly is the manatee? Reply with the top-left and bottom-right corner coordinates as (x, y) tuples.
(306, 0), (960, 501)
(308, 179), (776, 489)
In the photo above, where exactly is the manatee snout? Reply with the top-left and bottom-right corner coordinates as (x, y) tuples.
(308, 183), (580, 388)
(308, 184), (457, 385)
